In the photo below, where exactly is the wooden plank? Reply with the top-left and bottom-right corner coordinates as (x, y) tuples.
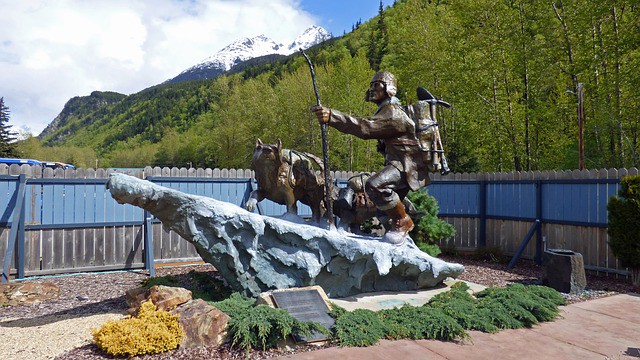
(41, 183), (55, 224)
(52, 229), (65, 270)
(25, 229), (41, 272)
(84, 183), (96, 223)
(84, 228), (96, 267)
(485, 218), (495, 249)
(104, 185), (118, 223)
(115, 226), (126, 264)
(104, 226), (115, 266)
(132, 226), (144, 265)
(122, 225), (134, 266)
(63, 229), (74, 269)
(25, 181), (41, 225)
(53, 184), (65, 224)
(41, 229), (54, 270)
(153, 222), (163, 261)
(71, 183), (84, 224)
(162, 226), (173, 259)
(171, 230), (180, 259)
(74, 228), (84, 268)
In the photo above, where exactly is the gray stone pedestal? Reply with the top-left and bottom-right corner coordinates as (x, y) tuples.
(543, 249), (587, 294)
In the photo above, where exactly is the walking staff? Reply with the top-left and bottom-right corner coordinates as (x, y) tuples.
(300, 49), (334, 226)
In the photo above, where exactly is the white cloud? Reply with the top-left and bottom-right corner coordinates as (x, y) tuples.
(0, 0), (318, 136)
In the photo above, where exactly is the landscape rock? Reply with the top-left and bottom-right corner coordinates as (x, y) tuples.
(125, 285), (192, 314)
(0, 282), (60, 306)
(107, 173), (465, 298)
(170, 298), (230, 348)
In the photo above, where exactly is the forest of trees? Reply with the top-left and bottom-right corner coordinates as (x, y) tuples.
(19, 0), (640, 173)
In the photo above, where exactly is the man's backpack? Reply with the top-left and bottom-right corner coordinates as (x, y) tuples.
(404, 87), (450, 175)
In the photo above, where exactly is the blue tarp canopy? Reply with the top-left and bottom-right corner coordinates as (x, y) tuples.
(0, 158), (42, 166)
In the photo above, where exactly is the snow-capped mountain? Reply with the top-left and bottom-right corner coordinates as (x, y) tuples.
(287, 25), (333, 54)
(166, 25), (331, 84)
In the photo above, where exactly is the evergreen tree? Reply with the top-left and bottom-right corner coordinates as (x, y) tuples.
(367, 1), (389, 71)
(0, 97), (17, 157)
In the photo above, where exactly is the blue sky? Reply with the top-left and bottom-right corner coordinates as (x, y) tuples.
(301, 0), (381, 36)
(0, 0), (385, 136)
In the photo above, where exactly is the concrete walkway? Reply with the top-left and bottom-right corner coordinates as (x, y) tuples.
(276, 293), (640, 360)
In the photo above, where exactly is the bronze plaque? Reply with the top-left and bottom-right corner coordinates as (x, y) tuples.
(271, 289), (335, 342)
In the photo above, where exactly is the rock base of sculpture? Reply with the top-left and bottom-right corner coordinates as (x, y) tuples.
(107, 173), (464, 298)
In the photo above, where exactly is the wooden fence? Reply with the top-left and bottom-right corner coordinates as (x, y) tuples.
(429, 167), (638, 276)
(1, 164), (636, 281)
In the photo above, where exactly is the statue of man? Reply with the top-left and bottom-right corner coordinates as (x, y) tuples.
(311, 71), (430, 244)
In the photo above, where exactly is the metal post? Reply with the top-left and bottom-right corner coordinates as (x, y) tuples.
(144, 210), (155, 277)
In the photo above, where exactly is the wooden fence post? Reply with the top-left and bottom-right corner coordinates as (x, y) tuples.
(2, 174), (26, 282)
(478, 179), (487, 248)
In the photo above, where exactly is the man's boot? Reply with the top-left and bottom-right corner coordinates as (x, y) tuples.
(382, 202), (414, 245)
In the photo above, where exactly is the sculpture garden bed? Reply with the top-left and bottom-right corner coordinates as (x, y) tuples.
(0, 256), (636, 360)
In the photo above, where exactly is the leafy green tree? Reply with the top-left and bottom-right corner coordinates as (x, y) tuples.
(0, 97), (18, 157)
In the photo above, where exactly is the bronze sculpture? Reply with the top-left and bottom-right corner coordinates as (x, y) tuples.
(312, 71), (433, 245)
(245, 139), (327, 222)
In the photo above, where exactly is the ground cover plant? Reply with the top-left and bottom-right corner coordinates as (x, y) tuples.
(211, 293), (330, 353)
(96, 260), (566, 359)
(141, 271), (565, 352)
(329, 282), (565, 347)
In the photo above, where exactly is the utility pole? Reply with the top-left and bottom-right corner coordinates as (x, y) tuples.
(577, 83), (584, 170)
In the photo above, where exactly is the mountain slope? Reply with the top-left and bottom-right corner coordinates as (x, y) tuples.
(39, 91), (126, 141)
(39, 26), (332, 145)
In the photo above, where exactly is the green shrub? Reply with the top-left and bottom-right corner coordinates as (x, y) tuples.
(333, 309), (386, 347)
(607, 174), (640, 286)
(406, 190), (455, 256)
(93, 300), (184, 357)
(475, 284), (563, 327)
(380, 305), (466, 341)
(211, 292), (256, 318)
(212, 293), (329, 352)
(327, 283), (563, 347)
(428, 282), (499, 333)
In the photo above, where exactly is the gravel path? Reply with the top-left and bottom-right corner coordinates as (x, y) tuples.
(1, 257), (637, 360)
